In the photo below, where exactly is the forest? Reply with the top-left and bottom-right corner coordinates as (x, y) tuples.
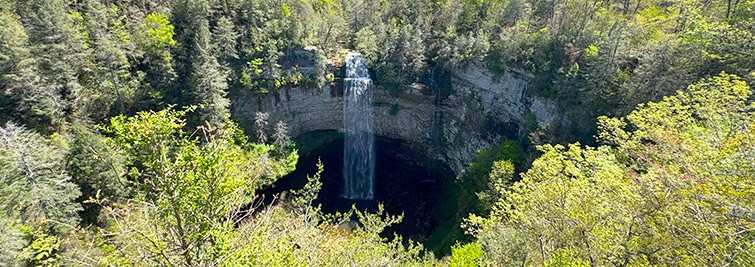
(0, 0), (753, 266)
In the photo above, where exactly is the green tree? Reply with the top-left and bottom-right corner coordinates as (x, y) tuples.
(65, 123), (128, 224)
(95, 107), (297, 265)
(437, 29), (491, 68)
(458, 139), (522, 216)
(473, 73), (755, 266)
(236, 0), (305, 94)
(0, 218), (25, 267)
(0, 5), (37, 125)
(354, 27), (379, 65)
(472, 144), (636, 266)
(212, 16), (239, 64)
(78, 0), (139, 120)
(221, 169), (433, 266)
(138, 13), (177, 107)
(0, 122), (81, 230)
(372, 18), (430, 95)
(15, 0), (87, 130)
(596, 73), (755, 265)
(191, 18), (232, 128)
(142, 13), (177, 64)
(449, 242), (483, 267)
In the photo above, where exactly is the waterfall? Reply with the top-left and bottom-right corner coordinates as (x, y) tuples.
(342, 52), (375, 200)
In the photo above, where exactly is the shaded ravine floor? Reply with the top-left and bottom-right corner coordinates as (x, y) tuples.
(259, 131), (463, 255)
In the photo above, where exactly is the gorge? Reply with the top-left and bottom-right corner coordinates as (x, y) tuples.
(232, 52), (560, 175)
(235, 50), (562, 250)
(4, 1), (752, 265)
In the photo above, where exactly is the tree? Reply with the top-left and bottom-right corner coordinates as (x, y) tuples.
(93, 107), (297, 265)
(395, 23), (427, 80)
(0, 218), (25, 267)
(142, 13), (177, 65)
(58, 106), (439, 266)
(596, 73), (755, 265)
(436, 29), (491, 68)
(375, 21), (428, 95)
(138, 13), (177, 108)
(212, 16), (239, 64)
(449, 242), (483, 267)
(472, 73), (755, 266)
(65, 123), (128, 225)
(354, 27), (379, 65)
(16, 0), (87, 130)
(191, 18), (232, 128)
(77, 0), (139, 120)
(0, 122), (81, 230)
(0, 5), (37, 125)
(469, 144), (635, 266)
(221, 171), (433, 266)
(236, 0), (304, 94)
(458, 139), (522, 217)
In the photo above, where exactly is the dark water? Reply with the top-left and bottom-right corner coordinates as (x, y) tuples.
(262, 131), (456, 242)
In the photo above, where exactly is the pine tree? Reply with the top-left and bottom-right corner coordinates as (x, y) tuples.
(66, 123), (128, 224)
(0, 8), (29, 88)
(78, 0), (139, 120)
(212, 15), (239, 64)
(0, 217), (24, 266)
(16, 0), (87, 130)
(170, 0), (210, 105)
(0, 6), (39, 125)
(0, 122), (81, 230)
(191, 17), (231, 128)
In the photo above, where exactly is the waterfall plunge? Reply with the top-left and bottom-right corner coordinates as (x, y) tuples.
(342, 52), (375, 200)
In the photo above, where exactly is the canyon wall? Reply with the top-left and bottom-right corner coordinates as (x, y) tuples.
(231, 63), (558, 174)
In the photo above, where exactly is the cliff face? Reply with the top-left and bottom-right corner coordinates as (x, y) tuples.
(231, 63), (557, 174)
(434, 64), (557, 172)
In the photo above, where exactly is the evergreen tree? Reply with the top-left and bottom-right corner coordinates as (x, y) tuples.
(78, 0), (139, 120)
(16, 0), (87, 130)
(191, 18), (231, 128)
(65, 123), (128, 224)
(170, 0), (210, 104)
(0, 217), (24, 266)
(0, 123), (81, 230)
(0, 1), (752, 265)
(0, 5), (38, 125)
(212, 15), (239, 64)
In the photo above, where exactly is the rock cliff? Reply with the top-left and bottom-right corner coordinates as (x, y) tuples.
(231, 63), (558, 174)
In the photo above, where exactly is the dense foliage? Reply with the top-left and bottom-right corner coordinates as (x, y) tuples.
(469, 73), (755, 266)
(2, 0), (752, 138)
(0, 0), (753, 266)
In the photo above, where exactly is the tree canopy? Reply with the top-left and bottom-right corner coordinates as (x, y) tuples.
(471, 73), (755, 266)
(0, 0), (752, 266)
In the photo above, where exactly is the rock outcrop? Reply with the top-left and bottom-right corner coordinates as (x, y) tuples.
(231, 63), (558, 174)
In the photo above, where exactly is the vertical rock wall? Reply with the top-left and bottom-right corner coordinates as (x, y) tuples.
(231, 63), (558, 174)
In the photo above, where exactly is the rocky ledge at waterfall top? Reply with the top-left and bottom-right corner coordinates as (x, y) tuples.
(231, 53), (559, 174)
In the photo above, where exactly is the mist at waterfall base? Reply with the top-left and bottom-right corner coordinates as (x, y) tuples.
(263, 132), (457, 243)
(342, 52), (375, 200)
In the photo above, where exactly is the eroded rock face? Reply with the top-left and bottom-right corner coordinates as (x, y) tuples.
(231, 63), (558, 174)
